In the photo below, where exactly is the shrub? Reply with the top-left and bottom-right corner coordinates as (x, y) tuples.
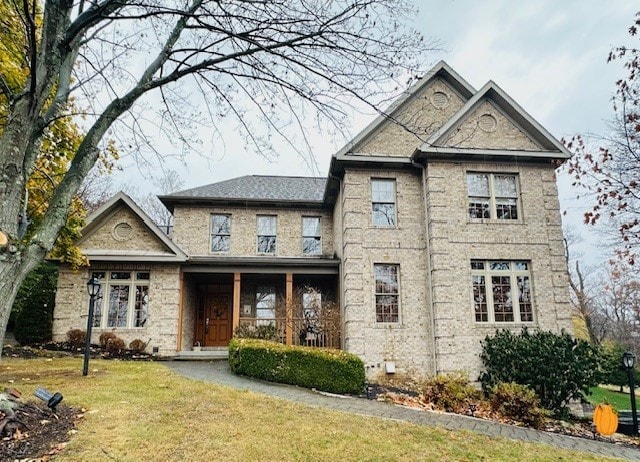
(490, 382), (548, 428)
(480, 328), (601, 416)
(129, 339), (147, 353)
(102, 335), (126, 355)
(66, 329), (86, 349)
(13, 262), (58, 345)
(99, 332), (119, 349)
(234, 323), (278, 341)
(419, 373), (481, 413)
(229, 338), (365, 394)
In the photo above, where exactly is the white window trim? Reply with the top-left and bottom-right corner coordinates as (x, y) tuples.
(374, 263), (401, 324)
(470, 260), (534, 324)
(371, 178), (397, 227)
(257, 215), (277, 254)
(210, 214), (231, 253)
(90, 271), (150, 329)
(467, 172), (520, 222)
(302, 216), (322, 255)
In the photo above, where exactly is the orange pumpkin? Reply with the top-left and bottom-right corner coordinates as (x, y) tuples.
(593, 403), (618, 436)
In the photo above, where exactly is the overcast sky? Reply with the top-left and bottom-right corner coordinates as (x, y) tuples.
(114, 0), (639, 264)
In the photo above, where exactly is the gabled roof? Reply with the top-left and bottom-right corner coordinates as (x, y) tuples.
(159, 175), (328, 211)
(334, 60), (476, 157)
(416, 80), (571, 162)
(79, 192), (187, 262)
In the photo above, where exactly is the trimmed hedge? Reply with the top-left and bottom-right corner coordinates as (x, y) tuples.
(228, 338), (365, 394)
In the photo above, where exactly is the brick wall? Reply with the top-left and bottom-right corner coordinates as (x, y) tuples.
(357, 78), (467, 156)
(53, 263), (182, 356)
(172, 206), (334, 258)
(340, 168), (433, 380)
(441, 100), (540, 150)
(82, 206), (168, 253)
(424, 161), (573, 380)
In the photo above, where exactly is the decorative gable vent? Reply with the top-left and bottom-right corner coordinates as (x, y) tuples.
(430, 91), (449, 109)
(113, 222), (133, 240)
(478, 114), (497, 132)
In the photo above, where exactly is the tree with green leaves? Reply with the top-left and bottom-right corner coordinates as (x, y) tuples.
(0, 0), (434, 351)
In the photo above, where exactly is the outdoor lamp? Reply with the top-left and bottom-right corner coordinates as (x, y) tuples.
(87, 277), (101, 297)
(623, 351), (638, 436)
(83, 277), (101, 376)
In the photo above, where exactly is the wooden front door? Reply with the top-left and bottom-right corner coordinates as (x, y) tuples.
(205, 293), (232, 346)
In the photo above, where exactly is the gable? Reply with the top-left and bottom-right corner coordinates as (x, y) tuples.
(417, 81), (571, 163)
(435, 99), (541, 151)
(355, 78), (469, 157)
(333, 61), (476, 161)
(78, 193), (187, 262)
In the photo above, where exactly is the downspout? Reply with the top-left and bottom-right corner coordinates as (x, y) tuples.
(416, 161), (438, 376)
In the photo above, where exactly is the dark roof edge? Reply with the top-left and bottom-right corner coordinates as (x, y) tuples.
(158, 196), (328, 212)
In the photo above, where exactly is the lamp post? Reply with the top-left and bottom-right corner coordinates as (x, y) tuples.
(623, 351), (638, 436)
(83, 277), (101, 376)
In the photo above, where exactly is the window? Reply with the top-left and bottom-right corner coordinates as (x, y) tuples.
(467, 173), (519, 220)
(374, 264), (399, 322)
(90, 271), (150, 328)
(255, 286), (276, 325)
(302, 290), (322, 325)
(211, 214), (231, 252)
(302, 217), (321, 255)
(371, 179), (396, 226)
(257, 215), (276, 253)
(471, 261), (533, 323)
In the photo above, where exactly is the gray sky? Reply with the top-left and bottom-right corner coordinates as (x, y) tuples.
(114, 0), (639, 264)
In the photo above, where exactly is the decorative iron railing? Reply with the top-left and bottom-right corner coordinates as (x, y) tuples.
(237, 317), (341, 349)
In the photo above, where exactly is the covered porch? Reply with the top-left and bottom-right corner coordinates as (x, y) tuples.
(177, 258), (340, 354)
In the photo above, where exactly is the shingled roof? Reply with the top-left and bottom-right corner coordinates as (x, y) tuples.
(159, 175), (328, 211)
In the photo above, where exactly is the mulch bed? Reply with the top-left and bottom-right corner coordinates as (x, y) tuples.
(0, 401), (82, 461)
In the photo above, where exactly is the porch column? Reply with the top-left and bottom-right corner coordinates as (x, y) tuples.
(176, 272), (184, 351)
(286, 272), (293, 345)
(233, 272), (241, 332)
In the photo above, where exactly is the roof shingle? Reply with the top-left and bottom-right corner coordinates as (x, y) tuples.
(163, 175), (327, 203)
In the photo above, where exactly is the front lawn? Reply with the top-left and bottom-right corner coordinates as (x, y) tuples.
(0, 358), (624, 461)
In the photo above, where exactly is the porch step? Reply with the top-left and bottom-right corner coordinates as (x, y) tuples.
(174, 349), (229, 360)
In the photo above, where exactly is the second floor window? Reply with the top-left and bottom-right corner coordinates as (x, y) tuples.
(257, 215), (277, 253)
(371, 179), (396, 226)
(467, 173), (519, 220)
(211, 214), (231, 252)
(302, 217), (321, 255)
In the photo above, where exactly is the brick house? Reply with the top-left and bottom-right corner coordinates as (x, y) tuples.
(53, 61), (573, 380)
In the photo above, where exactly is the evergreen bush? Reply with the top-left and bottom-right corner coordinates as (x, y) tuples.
(480, 328), (601, 416)
(13, 262), (58, 345)
(228, 338), (365, 394)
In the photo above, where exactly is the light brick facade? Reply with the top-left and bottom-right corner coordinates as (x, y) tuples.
(54, 61), (573, 382)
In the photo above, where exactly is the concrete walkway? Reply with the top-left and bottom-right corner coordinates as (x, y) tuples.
(166, 361), (640, 461)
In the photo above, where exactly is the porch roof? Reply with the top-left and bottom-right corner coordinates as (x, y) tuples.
(183, 256), (340, 274)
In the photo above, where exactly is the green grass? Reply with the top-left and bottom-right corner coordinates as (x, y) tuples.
(588, 386), (635, 411)
(0, 358), (625, 461)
